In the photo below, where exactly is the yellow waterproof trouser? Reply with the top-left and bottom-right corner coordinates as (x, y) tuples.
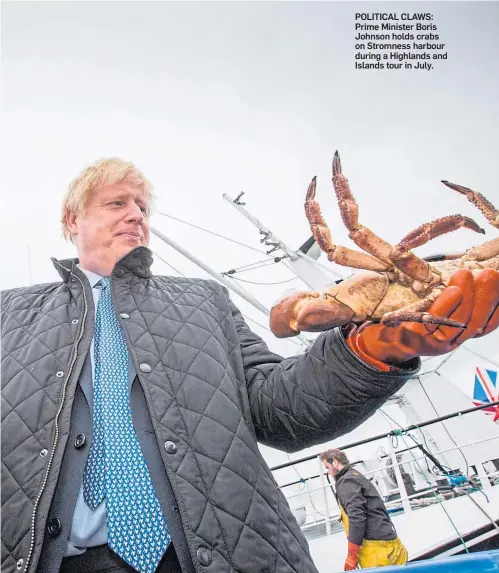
(339, 506), (408, 568)
(358, 537), (408, 568)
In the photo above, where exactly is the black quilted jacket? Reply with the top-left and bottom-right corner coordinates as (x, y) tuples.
(1, 247), (420, 573)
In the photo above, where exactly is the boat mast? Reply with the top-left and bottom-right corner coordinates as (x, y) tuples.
(222, 192), (345, 291)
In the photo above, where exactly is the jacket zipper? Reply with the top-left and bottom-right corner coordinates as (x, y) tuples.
(23, 274), (89, 573)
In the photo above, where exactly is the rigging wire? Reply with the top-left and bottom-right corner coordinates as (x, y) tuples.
(417, 377), (471, 478)
(224, 275), (301, 286)
(285, 453), (327, 517)
(460, 344), (499, 370)
(157, 211), (302, 283)
(154, 245), (302, 296)
(398, 396), (455, 477)
(222, 255), (300, 282)
(381, 409), (447, 477)
(157, 211), (271, 255)
(152, 249), (187, 277)
(225, 257), (288, 274)
(379, 409), (470, 554)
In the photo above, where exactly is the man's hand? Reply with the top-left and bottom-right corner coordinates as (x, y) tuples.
(347, 269), (499, 369)
(344, 541), (361, 570)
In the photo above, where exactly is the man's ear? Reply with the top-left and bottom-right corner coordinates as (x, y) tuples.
(66, 210), (78, 235)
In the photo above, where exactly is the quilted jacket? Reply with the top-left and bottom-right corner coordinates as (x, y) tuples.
(1, 247), (420, 573)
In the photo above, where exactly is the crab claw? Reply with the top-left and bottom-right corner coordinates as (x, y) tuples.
(332, 150), (341, 177)
(269, 290), (355, 337)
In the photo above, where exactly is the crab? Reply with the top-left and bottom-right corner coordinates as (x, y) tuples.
(269, 151), (499, 338)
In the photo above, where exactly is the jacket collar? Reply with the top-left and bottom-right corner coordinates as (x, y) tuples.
(51, 246), (154, 283)
(334, 464), (351, 481)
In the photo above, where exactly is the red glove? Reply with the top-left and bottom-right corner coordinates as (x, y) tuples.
(347, 269), (499, 370)
(344, 541), (361, 571)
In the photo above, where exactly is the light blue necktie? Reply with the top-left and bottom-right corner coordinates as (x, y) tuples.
(83, 277), (170, 573)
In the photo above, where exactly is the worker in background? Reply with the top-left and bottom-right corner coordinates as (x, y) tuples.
(320, 448), (408, 570)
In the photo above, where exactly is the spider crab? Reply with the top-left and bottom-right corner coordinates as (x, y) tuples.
(270, 151), (499, 337)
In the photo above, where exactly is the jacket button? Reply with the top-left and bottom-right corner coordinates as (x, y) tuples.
(120, 313), (130, 319)
(197, 547), (212, 566)
(47, 517), (62, 537)
(164, 441), (177, 454)
(74, 434), (86, 449)
(139, 363), (152, 373)
(115, 268), (124, 278)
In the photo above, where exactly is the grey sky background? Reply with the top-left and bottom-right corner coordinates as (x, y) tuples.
(1, 1), (499, 361)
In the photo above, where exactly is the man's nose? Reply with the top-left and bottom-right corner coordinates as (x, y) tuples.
(126, 202), (145, 222)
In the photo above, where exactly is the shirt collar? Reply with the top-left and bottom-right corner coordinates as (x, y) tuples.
(78, 265), (104, 289)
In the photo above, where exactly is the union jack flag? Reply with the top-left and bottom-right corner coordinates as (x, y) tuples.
(472, 367), (499, 422)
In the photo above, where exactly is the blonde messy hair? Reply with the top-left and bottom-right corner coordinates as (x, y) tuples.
(61, 157), (156, 241)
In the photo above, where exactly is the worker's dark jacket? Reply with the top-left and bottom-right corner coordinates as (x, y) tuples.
(335, 465), (397, 546)
(1, 247), (419, 573)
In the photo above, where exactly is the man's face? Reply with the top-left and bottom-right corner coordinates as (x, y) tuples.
(67, 183), (150, 276)
(324, 459), (341, 477)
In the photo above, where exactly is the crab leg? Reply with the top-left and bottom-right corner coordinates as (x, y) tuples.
(332, 151), (395, 266)
(464, 237), (499, 262)
(305, 177), (391, 271)
(331, 151), (437, 284)
(390, 214), (486, 275)
(395, 215), (485, 250)
(380, 290), (466, 328)
(442, 181), (499, 229)
(440, 181), (499, 261)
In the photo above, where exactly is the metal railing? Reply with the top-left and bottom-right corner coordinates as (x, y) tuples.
(270, 401), (499, 537)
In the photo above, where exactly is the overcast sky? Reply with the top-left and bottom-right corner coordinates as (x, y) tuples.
(2, 0), (498, 355)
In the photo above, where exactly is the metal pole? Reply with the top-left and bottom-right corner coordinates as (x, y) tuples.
(318, 457), (332, 535)
(279, 433), (499, 490)
(270, 401), (499, 472)
(464, 492), (499, 530)
(150, 226), (269, 316)
(222, 193), (345, 289)
(476, 462), (493, 492)
(386, 437), (412, 514)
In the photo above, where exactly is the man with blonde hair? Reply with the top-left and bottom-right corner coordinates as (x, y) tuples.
(2, 156), (498, 573)
(320, 449), (407, 570)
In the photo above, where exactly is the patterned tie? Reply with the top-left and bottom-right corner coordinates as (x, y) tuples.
(83, 277), (170, 573)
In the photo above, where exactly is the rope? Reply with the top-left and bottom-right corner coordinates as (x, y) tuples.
(418, 377), (471, 477)
(380, 409), (470, 554)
